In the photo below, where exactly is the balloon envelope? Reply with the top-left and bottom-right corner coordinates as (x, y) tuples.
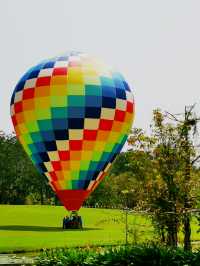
(10, 52), (135, 211)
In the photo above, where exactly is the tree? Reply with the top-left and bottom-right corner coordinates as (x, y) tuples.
(128, 108), (200, 249)
(165, 105), (200, 250)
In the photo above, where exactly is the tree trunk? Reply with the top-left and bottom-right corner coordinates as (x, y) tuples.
(54, 195), (59, 205)
(184, 214), (191, 251)
(183, 119), (192, 251)
(167, 177), (178, 248)
(166, 213), (178, 247)
(40, 186), (44, 205)
(160, 226), (166, 243)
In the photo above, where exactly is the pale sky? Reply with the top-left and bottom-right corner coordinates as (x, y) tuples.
(0, 0), (200, 133)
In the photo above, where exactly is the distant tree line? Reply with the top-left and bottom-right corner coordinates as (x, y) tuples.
(0, 107), (200, 250)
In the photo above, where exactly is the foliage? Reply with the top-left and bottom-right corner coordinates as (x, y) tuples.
(36, 244), (200, 266)
(84, 177), (119, 208)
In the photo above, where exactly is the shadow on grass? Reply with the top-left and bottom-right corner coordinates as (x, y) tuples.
(0, 225), (101, 232)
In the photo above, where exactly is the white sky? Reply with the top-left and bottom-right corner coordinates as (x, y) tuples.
(0, 0), (200, 133)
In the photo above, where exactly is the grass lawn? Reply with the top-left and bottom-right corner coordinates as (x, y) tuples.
(0, 205), (199, 253)
(0, 205), (154, 253)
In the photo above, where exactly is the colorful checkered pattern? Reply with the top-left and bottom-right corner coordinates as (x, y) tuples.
(10, 52), (134, 210)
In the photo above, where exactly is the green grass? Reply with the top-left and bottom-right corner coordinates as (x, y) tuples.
(0, 205), (153, 253)
(0, 205), (199, 253)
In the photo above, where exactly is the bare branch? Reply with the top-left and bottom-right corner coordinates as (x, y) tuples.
(191, 154), (200, 165)
(185, 104), (196, 120)
(165, 111), (182, 122)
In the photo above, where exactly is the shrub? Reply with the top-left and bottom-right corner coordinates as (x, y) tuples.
(36, 244), (200, 266)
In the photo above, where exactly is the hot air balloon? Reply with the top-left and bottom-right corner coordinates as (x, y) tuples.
(10, 51), (134, 217)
